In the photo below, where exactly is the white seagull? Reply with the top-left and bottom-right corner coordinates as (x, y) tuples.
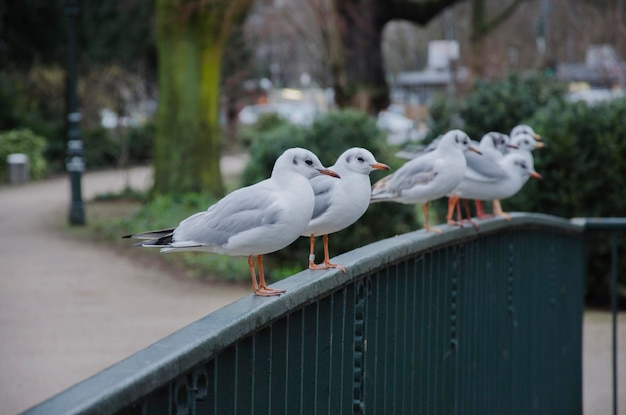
(510, 124), (542, 141)
(447, 152), (542, 222)
(124, 148), (340, 297)
(370, 129), (481, 234)
(302, 148), (390, 272)
(473, 130), (545, 218)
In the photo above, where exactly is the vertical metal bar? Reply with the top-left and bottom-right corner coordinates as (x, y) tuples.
(64, 0), (85, 225)
(611, 231), (619, 415)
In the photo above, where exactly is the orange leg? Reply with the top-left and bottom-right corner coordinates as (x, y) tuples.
(308, 234), (346, 272)
(492, 199), (511, 220)
(446, 196), (462, 226)
(474, 200), (492, 219)
(321, 234), (346, 273)
(462, 199), (472, 221)
(250, 255), (284, 296)
(308, 234), (327, 271)
(462, 199), (479, 229)
(424, 202), (443, 234)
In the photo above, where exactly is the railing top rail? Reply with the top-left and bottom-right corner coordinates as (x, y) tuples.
(25, 212), (583, 415)
(571, 217), (626, 230)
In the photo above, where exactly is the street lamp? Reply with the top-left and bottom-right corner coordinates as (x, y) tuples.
(65, 0), (85, 225)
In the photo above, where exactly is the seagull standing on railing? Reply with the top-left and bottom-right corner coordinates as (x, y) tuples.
(451, 131), (517, 222)
(447, 152), (542, 223)
(123, 148), (340, 297)
(470, 132), (545, 219)
(370, 129), (481, 234)
(302, 147), (390, 272)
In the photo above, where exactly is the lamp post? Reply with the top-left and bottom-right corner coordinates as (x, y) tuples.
(65, 0), (85, 225)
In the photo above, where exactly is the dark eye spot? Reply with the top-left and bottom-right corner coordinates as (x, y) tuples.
(305, 158), (313, 166)
(357, 156), (365, 162)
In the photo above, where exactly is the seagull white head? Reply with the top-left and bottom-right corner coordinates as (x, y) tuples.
(440, 129), (482, 154)
(273, 147), (340, 180)
(336, 147), (390, 175)
(507, 154), (542, 180)
(511, 124), (542, 140)
(510, 133), (545, 152)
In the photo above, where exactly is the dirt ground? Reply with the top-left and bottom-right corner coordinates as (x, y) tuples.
(0, 161), (623, 414)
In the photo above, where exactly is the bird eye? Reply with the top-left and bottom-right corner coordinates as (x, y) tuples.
(357, 156), (365, 163)
(305, 158), (313, 166)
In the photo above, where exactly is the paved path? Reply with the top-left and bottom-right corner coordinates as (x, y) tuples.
(0, 156), (250, 414)
(0, 155), (623, 414)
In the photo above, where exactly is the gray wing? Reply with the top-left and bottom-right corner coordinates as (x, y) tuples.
(465, 151), (508, 181)
(387, 156), (438, 190)
(309, 175), (336, 221)
(175, 185), (282, 246)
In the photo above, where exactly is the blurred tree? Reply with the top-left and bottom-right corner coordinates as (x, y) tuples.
(469, 0), (526, 77)
(153, 0), (253, 197)
(332, 0), (460, 114)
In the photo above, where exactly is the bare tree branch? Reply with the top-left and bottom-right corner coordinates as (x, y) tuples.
(387, 0), (463, 25)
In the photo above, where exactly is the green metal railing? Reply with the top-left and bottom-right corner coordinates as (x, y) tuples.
(25, 213), (587, 415)
(572, 217), (625, 415)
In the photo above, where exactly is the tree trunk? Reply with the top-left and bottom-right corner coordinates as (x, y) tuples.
(334, 0), (390, 114)
(154, 0), (251, 197)
(333, 0), (460, 114)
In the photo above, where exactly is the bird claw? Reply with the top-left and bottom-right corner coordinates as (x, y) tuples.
(495, 212), (511, 221)
(475, 213), (493, 220)
(309, 262), (347, 273)
(254, 285), (285, 296)
(424, 225), (444, 234)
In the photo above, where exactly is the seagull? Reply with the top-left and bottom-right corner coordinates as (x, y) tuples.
(447, 152), (542, 222)
(302, 148), (390, 272)
(473, 131), (545, 218)
(370, 129), (481, 234)
(123, 148), (340, 297)
(510, 124), (542, 141)
(462, 132), (516, 219)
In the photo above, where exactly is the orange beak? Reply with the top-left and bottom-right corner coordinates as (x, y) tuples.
(535, 142), (546, 149)
(534, 133), (542, 140)
(371, 162), (391, 171)
(530, 171), (542, 180)
(468, 146), (482, 155)
(319, 169), (341, 178)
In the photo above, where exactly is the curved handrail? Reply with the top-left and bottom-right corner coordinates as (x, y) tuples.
(24, 213), (583, 414)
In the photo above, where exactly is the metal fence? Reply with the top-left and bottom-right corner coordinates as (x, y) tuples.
(26, 213), (586, 415)
(572, 217), (625, 415)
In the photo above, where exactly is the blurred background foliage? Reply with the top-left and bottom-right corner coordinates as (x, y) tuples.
(0, 0), (624, 304)
(427, 74), (626, 306)
(0, 129), (48, 182)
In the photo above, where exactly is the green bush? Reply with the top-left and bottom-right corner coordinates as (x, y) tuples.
(504, 97), (626, 305)
(426, 73), (565, 141)
(460, 73), (566, 138)
(241, 109), (418, 277)
(0, 128), (48, 182)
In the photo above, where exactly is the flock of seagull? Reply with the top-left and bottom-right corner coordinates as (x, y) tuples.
(125, 124), (543, 297)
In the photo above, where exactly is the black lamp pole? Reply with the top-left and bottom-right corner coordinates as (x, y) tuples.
(65, 0), (85, 225)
